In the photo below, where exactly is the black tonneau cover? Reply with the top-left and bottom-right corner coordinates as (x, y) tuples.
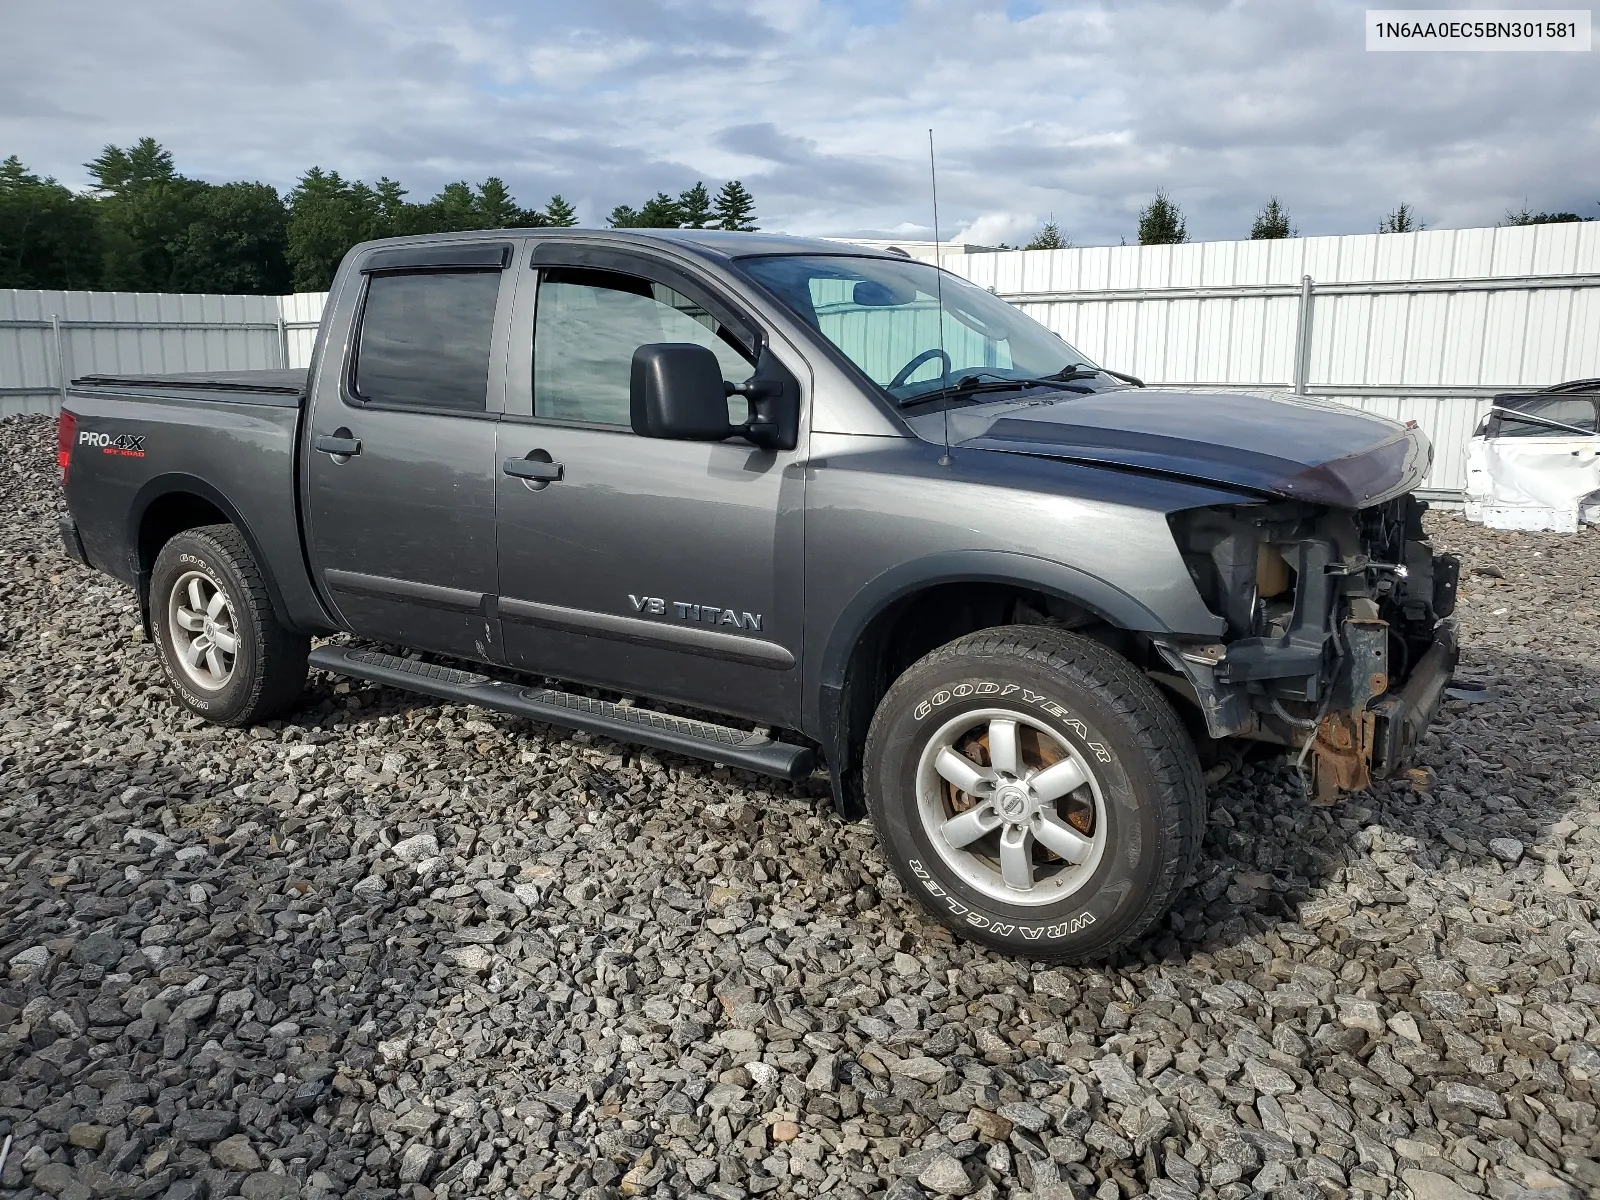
(72, 368), (308, 396)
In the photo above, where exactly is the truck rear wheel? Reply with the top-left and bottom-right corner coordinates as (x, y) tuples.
(863, 626), (1205, 962)
(150, 525), (309, 726)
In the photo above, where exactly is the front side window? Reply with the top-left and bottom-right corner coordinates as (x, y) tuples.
(1495, 397), (1598, 438)
(533, 267), (753, 425)
(353, 270), (501, 411)
(737, 254), (1093, 402)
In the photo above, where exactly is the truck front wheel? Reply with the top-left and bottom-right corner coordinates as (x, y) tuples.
(149, 525), (309, 726)
(863, 626), (1205, 962)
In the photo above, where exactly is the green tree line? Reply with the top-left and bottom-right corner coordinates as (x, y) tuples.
(1, 138), (761, 293)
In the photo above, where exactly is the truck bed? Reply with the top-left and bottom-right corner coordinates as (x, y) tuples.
(61, 367), (323, 630)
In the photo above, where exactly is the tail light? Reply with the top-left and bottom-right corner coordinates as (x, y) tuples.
(57, 409), (76, 483)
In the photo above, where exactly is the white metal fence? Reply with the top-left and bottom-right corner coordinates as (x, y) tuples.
(4, 221), (1598, 499)
(948, 222), (1600, 498)
(0, 290), (324, 416)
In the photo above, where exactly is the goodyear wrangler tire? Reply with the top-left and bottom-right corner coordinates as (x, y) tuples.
(863, 626), (1205, 962)
(150, 525), (309, 726)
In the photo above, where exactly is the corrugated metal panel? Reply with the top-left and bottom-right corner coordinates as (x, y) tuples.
(0, 289), (332, 415)
(281, 292), (327, 369)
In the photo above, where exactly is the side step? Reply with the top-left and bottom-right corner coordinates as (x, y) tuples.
(308, 645), (815, 781)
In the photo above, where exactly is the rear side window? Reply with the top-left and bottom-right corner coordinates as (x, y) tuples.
(354, 271), (501, 412)
(1495, 397), (1598, 437)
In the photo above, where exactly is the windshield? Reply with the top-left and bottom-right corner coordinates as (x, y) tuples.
(737, 254), (1097, 403)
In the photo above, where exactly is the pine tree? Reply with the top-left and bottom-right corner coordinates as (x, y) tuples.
(428, 181), (481, 231)
(1137, 189), (1187, 245)
(85, 138), (176, 196)
(1025, 218), (1067, 250)
(374, 178), (409, 227)
(286, 168), (385, 290)
(638, 192), (682, 228)
(544, 195), (578, 227)
(607, 204), (644, 228)
(473, 177), (520, 228)
(1250, 197), (1294, 239)
(1378, 203), (1425, 233)
(678, 182), (713, 229)
(86, 142), (207, 290)
(713, 180), (757, 231)
(0, 155), (41, 188)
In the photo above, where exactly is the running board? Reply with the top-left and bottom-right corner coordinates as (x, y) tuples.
(308, 645), (815, 781)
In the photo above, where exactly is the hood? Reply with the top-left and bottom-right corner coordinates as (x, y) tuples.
(923, 387), (1433, 508)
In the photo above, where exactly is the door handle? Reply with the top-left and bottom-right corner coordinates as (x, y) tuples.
(504, 457), (563, 482)
(314, 434), (362, 457)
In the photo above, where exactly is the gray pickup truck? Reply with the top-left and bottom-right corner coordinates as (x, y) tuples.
(58, 229), (1459, 960)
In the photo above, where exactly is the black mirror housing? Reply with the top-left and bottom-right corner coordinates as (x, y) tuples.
(630, 343), (734, 441)
(853, 279), (916, 307)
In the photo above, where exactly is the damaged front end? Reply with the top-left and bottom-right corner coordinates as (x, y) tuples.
(1158, 496), (1460, 801)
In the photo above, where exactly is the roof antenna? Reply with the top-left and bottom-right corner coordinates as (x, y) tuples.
(929, 128), (952, 468)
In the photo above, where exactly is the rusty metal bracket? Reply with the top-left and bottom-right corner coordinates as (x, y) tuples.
(1308, 709), (1376, 804)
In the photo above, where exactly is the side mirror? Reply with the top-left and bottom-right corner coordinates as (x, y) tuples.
(630, 343), (735, 441)
(852, 279), (916, 307)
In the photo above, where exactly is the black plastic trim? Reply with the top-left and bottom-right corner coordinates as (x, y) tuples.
(361, 242), (512, 273)
(71, 369), (307, 396)
(309, 645), (813, 779)
(323, 569), (484, 614)
(58, 513), (90, 566)
(499, 596), (795, 669)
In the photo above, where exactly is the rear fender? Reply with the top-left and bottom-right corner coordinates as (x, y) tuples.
(128, 474), (295, 636)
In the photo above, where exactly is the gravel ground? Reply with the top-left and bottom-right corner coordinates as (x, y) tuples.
(2, 410), (1598, 1200)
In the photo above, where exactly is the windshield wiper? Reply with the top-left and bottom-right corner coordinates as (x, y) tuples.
(1043, 364), (1102, 383)
(896, 367), (1098, 408)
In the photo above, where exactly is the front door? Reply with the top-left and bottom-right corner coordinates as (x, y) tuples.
(305, 257), (512, 662)
(495, 251), (806, 724)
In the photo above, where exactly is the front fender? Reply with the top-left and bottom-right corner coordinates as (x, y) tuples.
(816, 548), (1206, 703)
(805, 548), (1225, 818)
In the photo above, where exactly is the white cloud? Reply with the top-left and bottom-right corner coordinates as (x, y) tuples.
(953, 212), (1040, 247)
(1, 0), (1595, 241)
(524, 35), (654, 86)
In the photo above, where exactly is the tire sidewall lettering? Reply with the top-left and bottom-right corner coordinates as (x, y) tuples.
(906, 856), (1097, 939)
(912, 677), (1115, 765)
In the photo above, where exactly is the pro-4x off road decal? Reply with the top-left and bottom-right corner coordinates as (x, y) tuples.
(79, 430), (147, 457)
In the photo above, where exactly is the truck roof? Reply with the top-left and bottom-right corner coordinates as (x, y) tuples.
(621, 229), (907, 260)
(352, 227), (912, 266)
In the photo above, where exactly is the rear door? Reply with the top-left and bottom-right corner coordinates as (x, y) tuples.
(494, 243), (807, 724)
(304, 242), (515, 662)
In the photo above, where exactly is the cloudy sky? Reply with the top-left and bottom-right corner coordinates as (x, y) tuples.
(3, 0), (1596, 245)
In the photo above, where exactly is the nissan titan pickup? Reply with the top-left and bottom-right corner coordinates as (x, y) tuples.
(57, 229), (1460, 960)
